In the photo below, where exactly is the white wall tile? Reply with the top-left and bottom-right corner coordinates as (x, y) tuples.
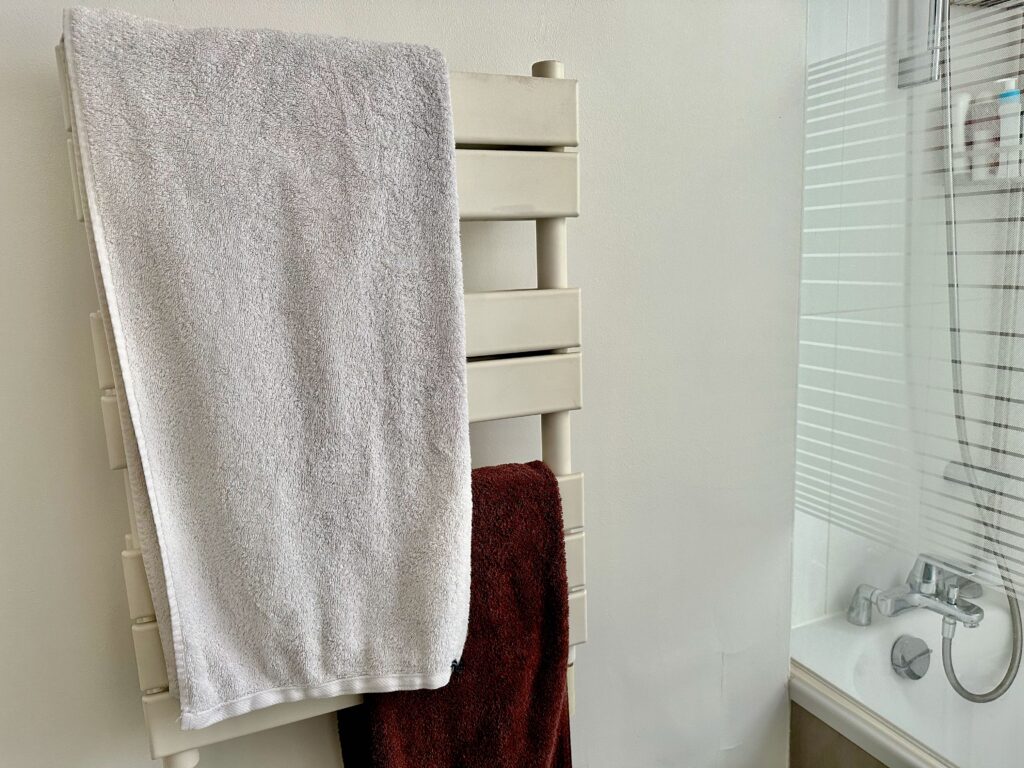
(792, 511), (830, 625)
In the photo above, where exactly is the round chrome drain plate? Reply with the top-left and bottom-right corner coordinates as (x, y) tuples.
(892, 634), (932, 680)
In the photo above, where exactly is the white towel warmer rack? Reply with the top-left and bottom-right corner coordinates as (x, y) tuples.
(57, 49), (586, 768)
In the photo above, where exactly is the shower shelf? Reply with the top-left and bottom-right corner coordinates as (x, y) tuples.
(952, 178), (1024, 191)
(922, 169), (1024, 192)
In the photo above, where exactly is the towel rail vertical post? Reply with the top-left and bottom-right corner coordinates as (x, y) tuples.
(532, 60), (578, 698)
(162, 750), (200, 768)
(533, 59), (573, 481)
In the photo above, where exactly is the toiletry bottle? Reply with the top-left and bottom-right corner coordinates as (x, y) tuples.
(953, 92), (971, 176)
(967, 92), (998, 181)
(997, 77), (1021, 178)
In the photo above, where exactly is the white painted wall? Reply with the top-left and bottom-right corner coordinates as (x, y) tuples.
(0, 2), (806, 766)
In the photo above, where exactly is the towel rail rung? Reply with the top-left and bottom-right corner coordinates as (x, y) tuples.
(89, 312), (114, 390)
(65, 139), (82, 221)
(129, 578), (587, 697)
(100, 393), (126, 470)
(466, 352), (582, 423)
(141, 690), (360, 760)
(120, 499), (584, 623)
(132, 622), (169, 693)
(449, 71), (577, 148)
(464, 288), (580, 357)
(122, 549), (155, 621)
(456, 149), (579, 221)
(89, 292), (581, 397)
(565, 531), (586, 590)
(559, 473), (585, 531)
(568, 589), (588, 647)
(54, 44), (72, 132)
(97, 353), (582, 465)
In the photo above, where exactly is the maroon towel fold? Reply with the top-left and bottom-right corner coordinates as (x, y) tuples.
(337, 460), (572, 768)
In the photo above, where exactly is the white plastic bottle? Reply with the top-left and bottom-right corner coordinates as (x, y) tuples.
(968, 92), (998, 181)
(997, 77), (1021, 179)
(953, 92), (971, 176)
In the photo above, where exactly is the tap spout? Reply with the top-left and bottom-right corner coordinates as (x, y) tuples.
(876, 587), (984, 628)
(847, 584), (880, 626)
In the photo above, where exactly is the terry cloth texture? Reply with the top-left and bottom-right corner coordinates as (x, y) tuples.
(337, 461), (572, 768)
(62, 7), (471, 729)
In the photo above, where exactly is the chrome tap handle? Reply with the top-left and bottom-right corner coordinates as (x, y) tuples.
(942, 573), (983, 600)
(946, 582), (959, 605)
(920, 562), (938, 596)
(907, 554), (982, 599)
(907, 555), (941, 593)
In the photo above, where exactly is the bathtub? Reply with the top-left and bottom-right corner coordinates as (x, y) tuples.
(790, 592), (1019, 768)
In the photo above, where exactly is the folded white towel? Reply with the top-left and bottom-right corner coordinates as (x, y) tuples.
(63, 7), (471, 729)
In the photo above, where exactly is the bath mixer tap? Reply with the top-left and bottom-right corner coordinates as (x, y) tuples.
(847, 555), (984, 628)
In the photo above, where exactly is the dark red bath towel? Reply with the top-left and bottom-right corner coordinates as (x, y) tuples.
(337, 460), (572, 768)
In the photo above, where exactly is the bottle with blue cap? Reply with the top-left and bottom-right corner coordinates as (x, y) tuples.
(997, 77), (1021, 179)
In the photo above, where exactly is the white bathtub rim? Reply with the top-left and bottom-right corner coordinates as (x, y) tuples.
(790, 661), (955, 768)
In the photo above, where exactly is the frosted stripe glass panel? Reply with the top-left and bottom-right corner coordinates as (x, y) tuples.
(795, 27), (920, 564)
(796, 2), (1024, 597)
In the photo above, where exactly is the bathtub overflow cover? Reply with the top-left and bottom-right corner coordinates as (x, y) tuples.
(891, 634), (931, 680)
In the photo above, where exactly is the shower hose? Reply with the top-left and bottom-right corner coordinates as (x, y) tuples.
(939, 0), (1023, 702)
